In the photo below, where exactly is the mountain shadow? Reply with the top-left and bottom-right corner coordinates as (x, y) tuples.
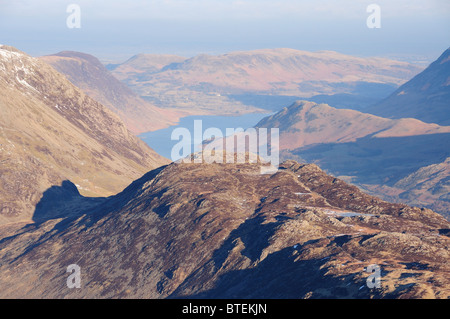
(169, 246), (380, 299)
(32, 180), (107, 224)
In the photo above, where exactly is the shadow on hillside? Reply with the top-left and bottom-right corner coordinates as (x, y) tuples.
(168, 244), (382, 299)
(32, 180), (106, 224)
(167, 212), (384, 299)
(32, 165), (170, 225)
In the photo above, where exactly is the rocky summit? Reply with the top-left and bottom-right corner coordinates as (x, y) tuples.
(0, 160), (448, 299)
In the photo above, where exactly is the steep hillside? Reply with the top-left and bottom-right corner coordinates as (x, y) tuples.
(367, 48), (450, 125)
(363, 158), (450, 220)
(0, 160), (448, 298)
(0, 45), (169, 225)
(40, 51), (181, 134)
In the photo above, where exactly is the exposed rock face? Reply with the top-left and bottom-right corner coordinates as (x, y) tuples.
(40, 51), (181, 135)
(367, 48), (450, 126)
(0, 160), (448, 299)
(0, 45), (169, 224)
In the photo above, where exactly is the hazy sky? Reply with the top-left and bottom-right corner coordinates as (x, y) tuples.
(0, 0), (449, 63)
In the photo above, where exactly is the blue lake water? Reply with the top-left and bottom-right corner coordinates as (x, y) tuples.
(139, 112), (272, 160)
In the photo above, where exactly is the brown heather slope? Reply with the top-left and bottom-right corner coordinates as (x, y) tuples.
(256, 100), (450, 150)
(0, 45), (169, 225)
(40, 51), (182, 135)
(0, 160), (448, 298)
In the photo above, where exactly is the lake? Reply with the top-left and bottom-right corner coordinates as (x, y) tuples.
(139, 112), (272, 160)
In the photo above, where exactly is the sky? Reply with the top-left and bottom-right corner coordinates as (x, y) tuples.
(0, 0), (449, 64)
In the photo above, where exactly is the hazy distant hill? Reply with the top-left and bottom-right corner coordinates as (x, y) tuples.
(367, 48), (450, 125)
(107, 53), (187, 80)
(0, 45), (168, 224)
(110, 48), (422, 115)
(40, 51), (182, 134)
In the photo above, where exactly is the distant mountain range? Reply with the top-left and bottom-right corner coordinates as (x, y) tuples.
(108, 48), (422, 114)
(367, 48), (450, 126)
(255, 48), (450, 218)
(0, 45), (168, 225)
(106, 53), (187, 81)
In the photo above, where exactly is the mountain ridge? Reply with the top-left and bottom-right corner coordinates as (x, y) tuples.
(109, 48), (422, 115)
(40, 51), (182, 134)
(256, 100), (450, 150)
(366, 47), (450, 125)
(0, 160), (448, 298)
(0, 45), (169, 224)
